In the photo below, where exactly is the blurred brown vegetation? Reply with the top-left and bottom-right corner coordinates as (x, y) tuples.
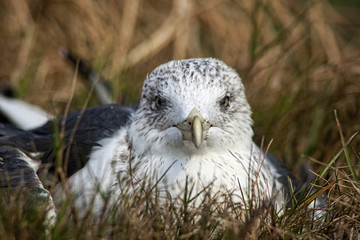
(0, 0), (360, 238)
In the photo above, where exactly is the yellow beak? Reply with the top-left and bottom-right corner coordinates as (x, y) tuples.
(177, 108), (211, 148)
(190, 116), (203, 148)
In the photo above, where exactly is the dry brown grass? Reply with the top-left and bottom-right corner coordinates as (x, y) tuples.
(0, 0), (360, 239)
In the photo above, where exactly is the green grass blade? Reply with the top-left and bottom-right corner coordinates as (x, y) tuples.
(318, 131), (359, 180)
(334, 110), (359, 181)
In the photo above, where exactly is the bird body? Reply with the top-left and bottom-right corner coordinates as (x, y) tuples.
(0, 58), (302, 219)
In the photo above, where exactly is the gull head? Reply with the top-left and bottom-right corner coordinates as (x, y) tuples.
(128, 58), (254, 156)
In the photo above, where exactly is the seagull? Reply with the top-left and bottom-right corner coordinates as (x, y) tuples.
(0, 58), (312, 219)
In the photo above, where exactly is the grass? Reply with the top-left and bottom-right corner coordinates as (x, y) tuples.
(0, 0), (360, 239)
(1, 143), (358, 239)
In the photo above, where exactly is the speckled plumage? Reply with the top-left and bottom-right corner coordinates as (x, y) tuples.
(0, 58), (300, 218)
(65, 58), (293, 214)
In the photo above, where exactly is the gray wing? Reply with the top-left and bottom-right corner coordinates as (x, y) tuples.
(0, 104), (136, 179)
(265, 151), (301, 194)
(265, 151), (328, 211)
(0, 145), (57, 224)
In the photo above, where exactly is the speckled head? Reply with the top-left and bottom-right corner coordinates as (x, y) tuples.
(129, 58), (254, 155)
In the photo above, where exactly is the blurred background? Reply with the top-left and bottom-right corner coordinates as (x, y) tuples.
(0, 0), (359, 176)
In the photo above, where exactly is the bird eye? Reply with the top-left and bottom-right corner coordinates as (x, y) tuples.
(153, 96), (164, 110)
(155, 96), (161, 107)
(221, 96), (230, 108)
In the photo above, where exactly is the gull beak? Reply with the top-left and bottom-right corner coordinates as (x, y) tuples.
(177, 108), (211, 148)
(191, 116), (203, 148)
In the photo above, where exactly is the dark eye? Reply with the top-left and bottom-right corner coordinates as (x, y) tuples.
(152, 96), (165, 110)
(155, 96), (161, 107)
(220, 96), (230, 108)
